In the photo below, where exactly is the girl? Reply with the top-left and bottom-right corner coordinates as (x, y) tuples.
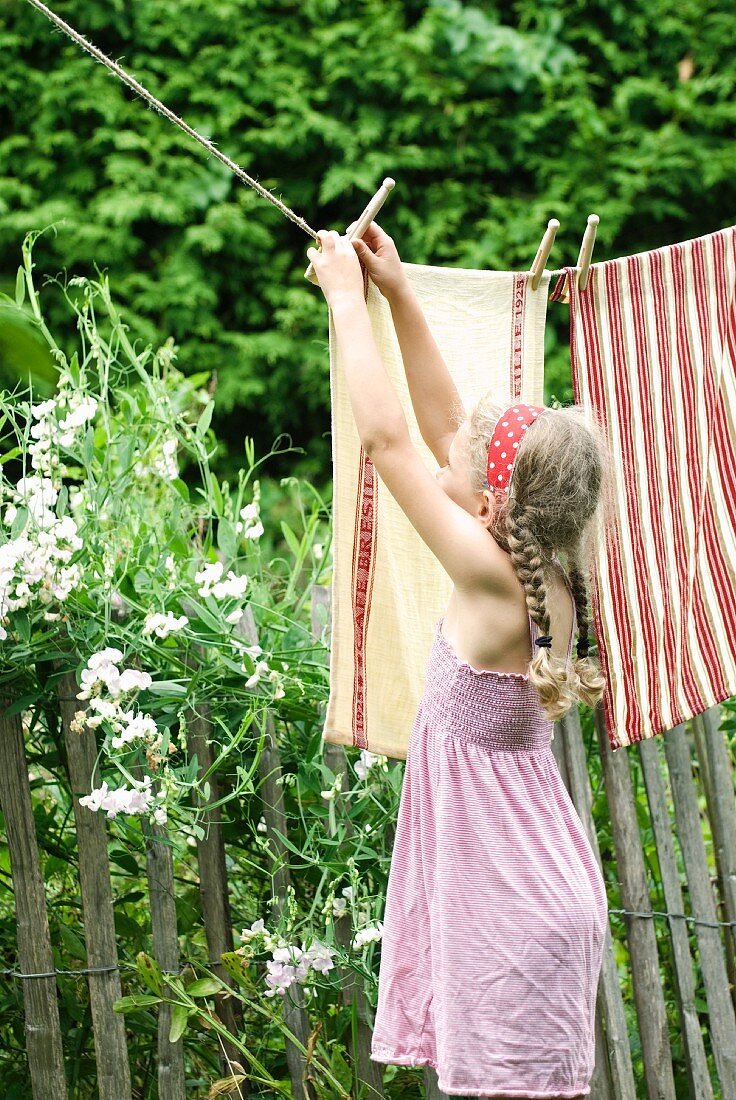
(307, 224), (613, 1100)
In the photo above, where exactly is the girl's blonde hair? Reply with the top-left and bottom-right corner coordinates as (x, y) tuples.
(451, 392), (616, 722)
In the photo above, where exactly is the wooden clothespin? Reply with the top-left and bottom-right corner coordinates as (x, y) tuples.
(529, 218), (560, 291)
(577, 214), (599, 291)
(304, 177), (396, 284)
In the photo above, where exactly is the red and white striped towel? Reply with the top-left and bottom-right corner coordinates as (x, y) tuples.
(552, 225), (736, 749)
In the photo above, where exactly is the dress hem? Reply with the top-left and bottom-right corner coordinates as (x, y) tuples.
(369, 1051), (590, 1097)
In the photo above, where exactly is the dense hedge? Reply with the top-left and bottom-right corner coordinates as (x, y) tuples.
(1, 0), (735, 485)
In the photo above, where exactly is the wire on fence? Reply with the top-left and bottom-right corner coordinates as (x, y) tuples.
(2, 906), (734, 980)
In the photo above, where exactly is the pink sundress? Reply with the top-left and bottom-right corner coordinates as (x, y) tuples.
(370, 575), (608, 1098)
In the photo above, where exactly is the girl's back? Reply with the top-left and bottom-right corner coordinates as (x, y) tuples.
(441, 553), (576, 677)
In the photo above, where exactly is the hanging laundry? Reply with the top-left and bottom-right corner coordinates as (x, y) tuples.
(551, 225), (736, 749)
(323, 265), (551, 761)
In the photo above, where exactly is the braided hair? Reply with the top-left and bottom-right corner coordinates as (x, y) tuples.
(456, 394), (613, 721)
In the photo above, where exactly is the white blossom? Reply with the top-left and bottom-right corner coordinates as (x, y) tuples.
(79, 775), (155, 818)
(142, 611), (189, 639)
(352, 923), (384, 949)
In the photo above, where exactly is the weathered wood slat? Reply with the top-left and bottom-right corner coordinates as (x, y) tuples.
(638, 734), (714, 1099)
(312, 585), (385, 1099)
(560, 706), (635, 1100)
(0, 701), (66, 1099)
(238, 605), (318, 1100)
(55, 666), (133, 1100)
(185, 688), (245, 1094)
(593, 706), (677, 1098)
(133, 761), (187, 1100)
(663, 723), (736, 1094)
(691, 707), (736, 1003)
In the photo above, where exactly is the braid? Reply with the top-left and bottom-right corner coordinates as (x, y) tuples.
(567, 547), (607, 709)
(504, 500), (578, 721)
(505, 503), (551, 639)
(568, 556), (592, 659)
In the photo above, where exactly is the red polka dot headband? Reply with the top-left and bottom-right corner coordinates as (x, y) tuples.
(485, 402), (546, 496)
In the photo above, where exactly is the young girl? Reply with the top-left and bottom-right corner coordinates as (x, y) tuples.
(307, 224), (613, 1100)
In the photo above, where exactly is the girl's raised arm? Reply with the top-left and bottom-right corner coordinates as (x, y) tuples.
(349, 222), (465, 465)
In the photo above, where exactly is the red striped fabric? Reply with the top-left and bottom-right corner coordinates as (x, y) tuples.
(553, 225), (736, 749)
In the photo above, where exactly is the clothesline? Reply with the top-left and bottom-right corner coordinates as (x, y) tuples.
(26, 0), (588, 282)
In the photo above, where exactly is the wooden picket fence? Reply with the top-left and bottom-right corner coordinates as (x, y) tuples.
(1, 580), (735, 1099)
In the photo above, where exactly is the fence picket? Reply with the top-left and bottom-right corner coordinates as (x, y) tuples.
(638, 734), (714, 1099)
(55, 666), (133, 1100)
(663, 723), (736, 1094)
(312, 585), (386, 1099)
(133, 760), (187, 1099)
(185, 690), (245, 1094)
(0, 701), (66, 1099)
(238, 605), (318, 1100)
(593, 707), (677, 1097)
(691, 708), (736, 1004)
(559, 706), (634, 1100)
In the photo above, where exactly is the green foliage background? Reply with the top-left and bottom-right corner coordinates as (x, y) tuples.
(1, 0), (735, 488)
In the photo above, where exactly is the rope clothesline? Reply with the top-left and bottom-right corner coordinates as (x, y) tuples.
(25, 0), (579, 280)
(25, 0), (319, 241)
(2, 905), (734, 981)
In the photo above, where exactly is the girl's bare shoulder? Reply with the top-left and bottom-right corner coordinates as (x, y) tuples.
(446, 557), (574, 673)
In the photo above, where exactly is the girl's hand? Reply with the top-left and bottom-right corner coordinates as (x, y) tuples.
(345, 220), (409, 301)
(307, 230), (365, 308)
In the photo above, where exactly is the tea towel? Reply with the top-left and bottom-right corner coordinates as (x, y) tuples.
(324, 263), (551, 760)
(552, 225), (736, 749)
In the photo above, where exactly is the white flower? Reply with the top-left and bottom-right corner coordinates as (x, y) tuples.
(59, 396), (98, 432)
(240, 918), (266, 942)
(243, 520), (264, 540)
(240, 503), (259, 523)
(88, 697), (119, 719)
(118, 668), (153, 693)
(110, 711), (158, 749)
(88, 647), (125, 669)
(79, 776), (155, 819)
(142, 611), (189, 638)
(213, 572), (248, 600)
(353, 749), (386, 781)
(353, 922), (383, 950)
(31, 398), (57, 420)
(195, 561), (224, 596)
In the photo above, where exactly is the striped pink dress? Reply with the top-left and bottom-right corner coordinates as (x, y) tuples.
(370, 581), (608, 1098)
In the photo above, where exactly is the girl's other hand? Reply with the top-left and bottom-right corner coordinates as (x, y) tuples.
(345, 220), (409, 301)
(307, 230), (366, 308)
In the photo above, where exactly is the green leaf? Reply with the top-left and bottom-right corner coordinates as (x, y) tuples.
(15, 267), (25, 308)
(136, 952), (164, 995)
(10, 506), (28, 539)
(114, 994), (161, 1013)
(145, 679), (188, 697)
(83, 424), (95, 465)
(186, 977), (222, 997)
(280, 520), (302, 559)
(13, 609), (30, 644)
(171, 478), (190, 502)
(217, 517), (237, 558)
(169, 1002), (190, 1043)
(195, 400), (214, 439)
